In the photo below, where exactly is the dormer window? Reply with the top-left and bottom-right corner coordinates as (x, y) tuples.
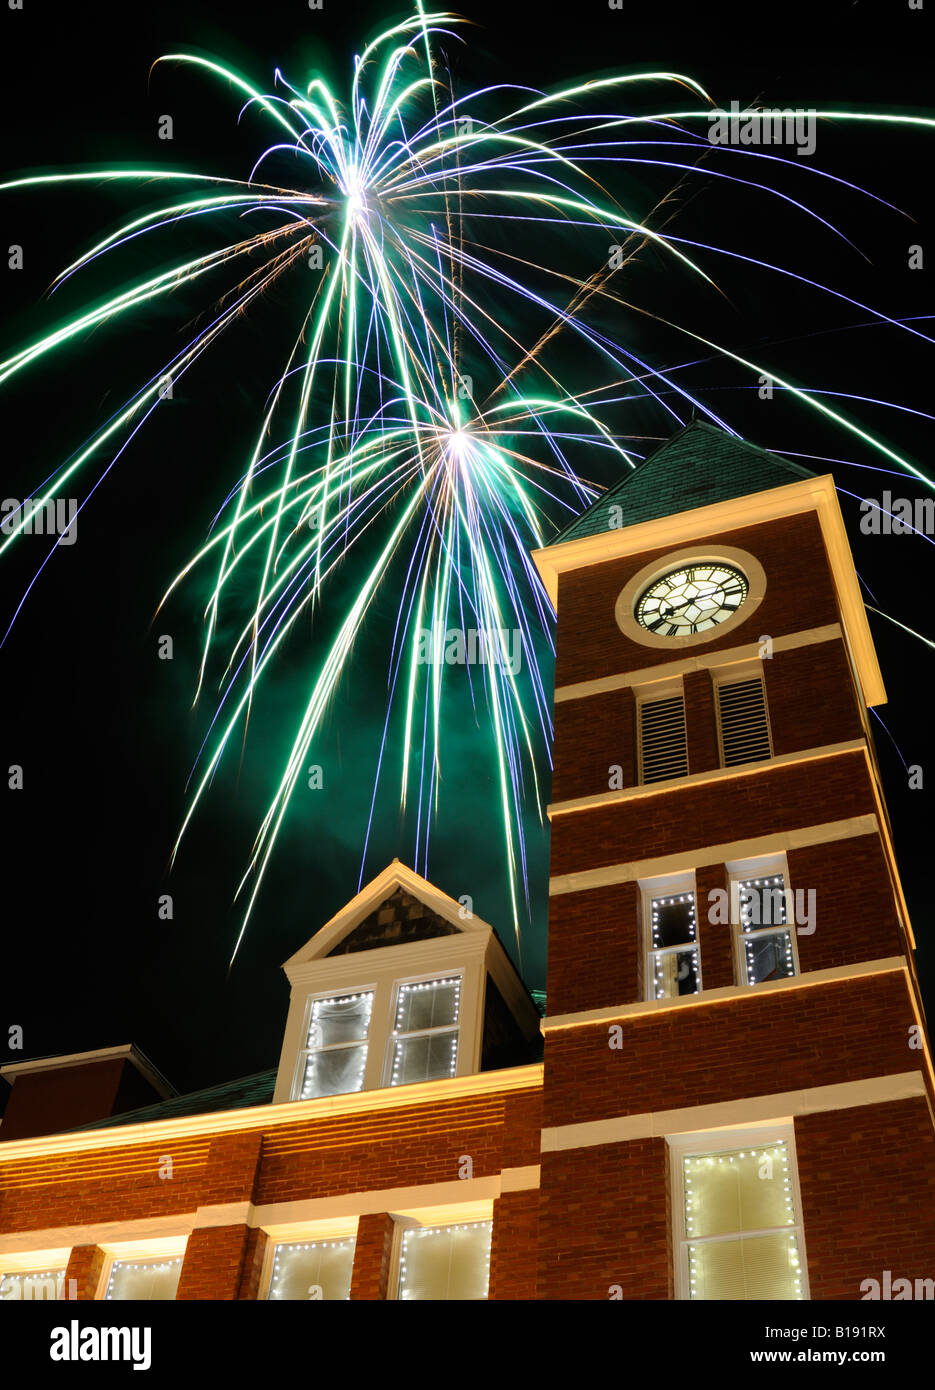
(387, 976), (461, 1086)
(297, 991), (375, 1100)
(273, 862), (541, 1107)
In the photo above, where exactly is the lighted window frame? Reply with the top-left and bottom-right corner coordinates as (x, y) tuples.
(395, 1219), (493, 1301)
(384, 974), (462, 1087)
(642, 878), (701, 1001)
(0, 1264), (67, 1301)
(728, 859), (800, 987)
(292, 988), (375, 1101)
(266, 1236), (356, 1301)
(671, 1127), (808, 1301)
(103, 1257), (183, 1301)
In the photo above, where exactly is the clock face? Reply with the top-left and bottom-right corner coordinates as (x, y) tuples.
(635, 562), (749, 636)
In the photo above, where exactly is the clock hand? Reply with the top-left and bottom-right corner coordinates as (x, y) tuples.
(660, 597), (694, 617)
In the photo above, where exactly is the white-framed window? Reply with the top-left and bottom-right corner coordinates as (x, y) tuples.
(670, 1126), (808, 1301)
(0, 1259), (68, 1301)
(384, 974), (462, 1086)
(98, 1238), (187, 1301)
(395, 1219), (493, 1301)
(266, 1236), (356, 1301)
(727, 855), (800, 986)
(642, 875), (701, 1000)
(293, 989), (375, 1100)
(103, 1258), (183, 1301)
(637, 681), (689, 784)
(714, 663), (772, 767)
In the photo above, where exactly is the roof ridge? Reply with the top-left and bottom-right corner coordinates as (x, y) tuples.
(551, 423), (814, 546)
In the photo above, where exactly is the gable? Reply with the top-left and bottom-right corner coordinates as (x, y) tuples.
(326, 887), (462, 956)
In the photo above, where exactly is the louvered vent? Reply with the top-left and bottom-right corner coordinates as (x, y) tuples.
(717, 677), (772, 766)
(639, 695), (689, 783)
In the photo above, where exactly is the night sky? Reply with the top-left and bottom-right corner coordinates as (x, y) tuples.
(2, 0), (934, 1106)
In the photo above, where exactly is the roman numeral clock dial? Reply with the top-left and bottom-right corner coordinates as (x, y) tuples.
(635, 564), (750, 636)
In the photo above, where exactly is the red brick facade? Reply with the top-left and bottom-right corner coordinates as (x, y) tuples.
(2, 448), (934, 1303)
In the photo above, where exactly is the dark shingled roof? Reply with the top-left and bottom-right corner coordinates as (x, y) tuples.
(66, 1068), (278, 1133)
(553, 421), (814, 545)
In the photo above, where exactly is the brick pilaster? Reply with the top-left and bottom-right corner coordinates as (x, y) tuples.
(684, 669), (719, 775)
(696, 862), (734, 990)
(238, 1228), (270, 1300)
(349, 1212), (395, 1300)
(489, 1191), (538, 1299)
(176, 1224), (251, 1301)
(64, 1244), (106, 1301)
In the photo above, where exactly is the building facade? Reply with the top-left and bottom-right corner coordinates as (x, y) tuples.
(2, 423), (934, 1301)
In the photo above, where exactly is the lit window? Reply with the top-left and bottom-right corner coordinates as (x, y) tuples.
(104, 1258), (182, 1301)
(297, 991), (374, 1099)
(397, 1221), (492, 1300)
(648, 891), (700, 999)
(735, 873), (797, 985)
(0, 1268), (66, 1300)
(388, 976), (461, 1086)
(679, 1136), (806, 1300)
(267, 1239), (355, 1300)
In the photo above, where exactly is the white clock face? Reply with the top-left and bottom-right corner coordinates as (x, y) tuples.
(635, 563), (749, 636)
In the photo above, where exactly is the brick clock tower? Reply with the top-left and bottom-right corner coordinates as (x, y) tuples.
(531, 422), (935, 1301)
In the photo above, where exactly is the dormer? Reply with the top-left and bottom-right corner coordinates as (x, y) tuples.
(272, 861), (541, 1105)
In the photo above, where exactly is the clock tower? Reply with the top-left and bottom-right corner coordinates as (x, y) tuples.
(531, 422), (935, 1300)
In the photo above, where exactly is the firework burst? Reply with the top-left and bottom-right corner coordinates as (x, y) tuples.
(2, 5), (933, 961)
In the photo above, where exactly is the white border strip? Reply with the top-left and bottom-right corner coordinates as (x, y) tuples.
(541, 1072), (928, 1153)
(549, 813), (877, 897)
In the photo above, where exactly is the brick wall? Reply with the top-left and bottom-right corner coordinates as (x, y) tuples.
(552, 687), (636, 804)
(546, 831), (907, 1018)
(176, 1224), (251, 1301)
(685, 669), (720, 775)
(489, 1190), (539, 1299)
(791, 835), (907, 971)
(555, 513), (838, 689)
(695, 863), (734, 991)
(0, 1087), (541, 1238)
(350, 1212), (396, 1300)
(546, 882), (640, 1016)
(237, 1228), (269, 1300)
(542, 972), (923, 1128)
(0, 1135), (210, 1235)
(796, 1097), (935, 1299)
(550, 749), (875, 876)
(64, 1243), (107, 1301)
(537, 1138), (670, 1300)
(766, 639), (864, 755)
(552, 639), (865, 807)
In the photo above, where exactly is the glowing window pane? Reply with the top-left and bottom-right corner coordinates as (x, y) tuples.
(267, 1239), (355, 1301)
(398, 1222), (492, 1300)
(688, 1232), (803, 1300)
(682, 1141), (804, 1300)
(104, 1258), (182, 1301)
(0, 1268), (66, 1301)
(298, 991), (374, 1100)
(390, 1030), (459, 1085)
(744, 930), (796, 984)
(394, 978), (460, 1033)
